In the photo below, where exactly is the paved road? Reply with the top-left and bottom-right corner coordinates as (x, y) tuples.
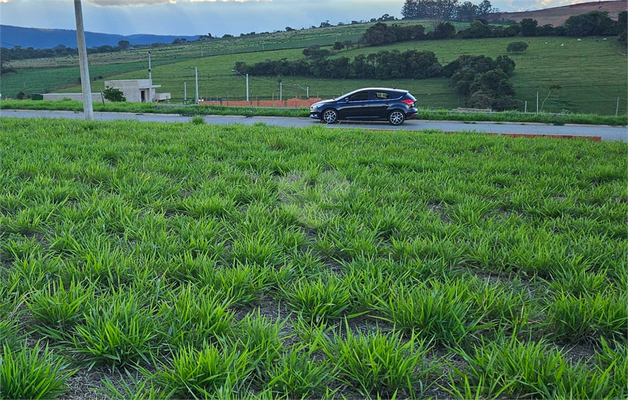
(2, 109), (626, 142)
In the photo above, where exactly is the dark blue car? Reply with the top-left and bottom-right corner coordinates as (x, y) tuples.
(310, 88), (418, 125)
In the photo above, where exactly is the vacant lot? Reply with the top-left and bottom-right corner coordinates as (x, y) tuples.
(1, 118), (626, 399)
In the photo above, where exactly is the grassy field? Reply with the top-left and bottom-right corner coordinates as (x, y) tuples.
(1, 117), (626, 399)
(48, 35), (627, 115)
(2, 21), (625, 115)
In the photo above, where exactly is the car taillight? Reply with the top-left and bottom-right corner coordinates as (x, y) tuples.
(401, 99), (414, 106)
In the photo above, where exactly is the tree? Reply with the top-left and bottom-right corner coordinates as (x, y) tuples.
(459, 19), (492, 38)
(520, 18), (538, 36)
(564, 11), (615, 36)
(361, 22), (397, 45)
(333, 41), (345, 51)
(433, 22), (456, 39)
(506, 41), (528, 53)
(456, 1), (479, 21)
(619, 11), (627, 46)
(0, 48), (15, 75)
(52, 44), (67, 55)
(476, 0), (493, 16)
(402, 0), (420, 19)
(302, 46), (331, 60)
(117, 40), (130, 50)
(103, 86), (126, 102)
(402, 0), (458, 20)
(540, 84), (561, 112)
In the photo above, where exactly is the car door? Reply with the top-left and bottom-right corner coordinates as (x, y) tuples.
(341, 90), (371, 119)
(370, 90), (392, 119)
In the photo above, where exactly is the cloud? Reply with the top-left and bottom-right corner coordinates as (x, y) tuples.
(85, 0), (268, 6)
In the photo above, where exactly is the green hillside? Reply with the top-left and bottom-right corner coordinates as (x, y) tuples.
(2, 22), (626, 115)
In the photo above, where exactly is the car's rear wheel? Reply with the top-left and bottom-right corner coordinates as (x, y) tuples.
(322, 109), (338, 124)
(388, 110), (405, 126)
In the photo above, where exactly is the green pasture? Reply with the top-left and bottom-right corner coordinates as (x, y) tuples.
(1, 117), (627, 399)
(2, 21), (626, 115)
(338, 36), (628, 115)
(57, 36), (628, 115)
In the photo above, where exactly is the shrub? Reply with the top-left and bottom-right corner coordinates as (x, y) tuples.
(507, 41), (529, 53)
(190, 116), (205, 125)
(103, 86), (126, 102)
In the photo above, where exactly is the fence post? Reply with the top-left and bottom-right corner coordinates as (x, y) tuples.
(616, 97), (620, 117)
(524, 101), (527, 113)
(536, 92), (539, 114)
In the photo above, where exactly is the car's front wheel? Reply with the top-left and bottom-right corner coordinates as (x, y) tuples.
(322, 109), (338, 124)
(388, 110), (405, 126)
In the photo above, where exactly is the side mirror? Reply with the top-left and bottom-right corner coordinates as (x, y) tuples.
(344, 97), (350, 102)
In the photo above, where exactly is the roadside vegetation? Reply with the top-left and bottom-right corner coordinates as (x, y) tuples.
(1, 117), (626, 399)
(1, 99), (625, 126)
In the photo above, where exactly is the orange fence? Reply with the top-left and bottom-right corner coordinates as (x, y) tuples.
(199, 98), (322, 108)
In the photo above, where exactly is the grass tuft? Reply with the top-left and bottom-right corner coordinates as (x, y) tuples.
(0, 342), (75, 400)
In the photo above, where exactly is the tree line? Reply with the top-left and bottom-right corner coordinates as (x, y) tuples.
(361, 10), (626, 47)
(0, 40), (134, 66)
(402, 0), (497, 22)
(519, 11), (626, 37)
(235, 50), (517, 110)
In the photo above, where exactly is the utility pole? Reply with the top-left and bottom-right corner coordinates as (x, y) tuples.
(195, 67), (199, 104)
(148, 51), (152, 102)
(74, 0), (93, 120)
(246, 74), (249, 102)
(231, 70), (249, 102)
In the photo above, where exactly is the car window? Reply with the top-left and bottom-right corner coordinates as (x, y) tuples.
(373, 91), (390, 100)
(348, 91), (369, 101)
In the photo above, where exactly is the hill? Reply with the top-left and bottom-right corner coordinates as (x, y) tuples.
(0, 25), (199, 49)
(488, 0), (626, 27)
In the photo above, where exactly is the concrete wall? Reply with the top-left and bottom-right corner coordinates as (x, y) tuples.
(154, 93), (171, 102)
(43, 93), (104, 102)
(105, 80), (142, 102)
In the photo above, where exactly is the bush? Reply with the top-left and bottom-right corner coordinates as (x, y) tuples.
(190, 116), (205, 125)
(507, 41), (529, 53)
(102, 86), (126, 102)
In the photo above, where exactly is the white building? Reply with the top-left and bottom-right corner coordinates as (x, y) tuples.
(42, 79), (171, 103)
(104, 79), (171, 103)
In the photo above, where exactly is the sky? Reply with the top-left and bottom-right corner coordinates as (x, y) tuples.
(0, 0), (592, 37)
